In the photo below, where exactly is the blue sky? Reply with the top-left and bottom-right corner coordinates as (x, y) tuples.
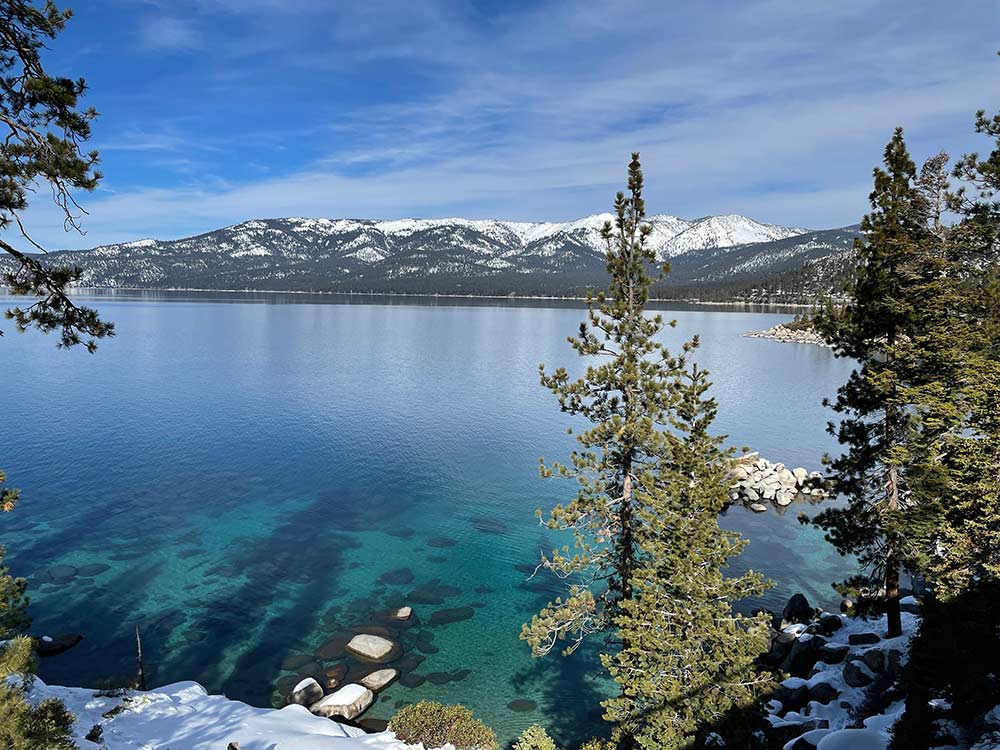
(22, 0), (1000, 249)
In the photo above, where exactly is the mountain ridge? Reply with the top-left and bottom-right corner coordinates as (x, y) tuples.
(1, 214), (858, 300)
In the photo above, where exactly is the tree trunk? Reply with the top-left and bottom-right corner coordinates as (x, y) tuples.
(885, 412), (903, 638)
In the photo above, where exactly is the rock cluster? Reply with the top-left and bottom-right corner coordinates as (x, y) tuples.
(282, 628), (402, 723)
(743, 323), (831, 346)
(760, 592), (917, 750)
(726, 453), (828, 512)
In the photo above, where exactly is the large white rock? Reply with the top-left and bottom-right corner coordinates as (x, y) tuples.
(346, 634), (398, 662)
(310, 684), (374, 720)
(392, 606), (412, 621)
(777, 468), (797, 487)
(792, 467), (809, 483)
(360, 668), (398, 692)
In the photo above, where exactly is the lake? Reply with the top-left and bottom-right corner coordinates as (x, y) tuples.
(1, 291), (854, 746)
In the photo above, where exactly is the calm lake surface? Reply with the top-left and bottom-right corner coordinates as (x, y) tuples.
(1, 292), (854, 745)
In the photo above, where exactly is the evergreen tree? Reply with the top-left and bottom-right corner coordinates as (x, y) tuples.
(809, 128), (934, 638)
(862, 111), (1000, 750)
(0, 0), (112, 350)
(600, 361), (772, 750)
(521, 154), (771, 749)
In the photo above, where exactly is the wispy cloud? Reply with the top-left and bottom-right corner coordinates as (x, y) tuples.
(137, 17), (202, 51)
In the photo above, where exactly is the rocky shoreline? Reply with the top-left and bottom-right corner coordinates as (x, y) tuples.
(743, 322), (830, 346)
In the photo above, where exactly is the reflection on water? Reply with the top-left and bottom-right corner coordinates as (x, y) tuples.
(1, 293), (852, 746)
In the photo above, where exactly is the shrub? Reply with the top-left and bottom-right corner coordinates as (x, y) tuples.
(514, 724), (557, 750)
(389, 701), (497, 750)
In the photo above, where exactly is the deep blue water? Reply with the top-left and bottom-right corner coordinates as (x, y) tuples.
(1, 292), (853, 746)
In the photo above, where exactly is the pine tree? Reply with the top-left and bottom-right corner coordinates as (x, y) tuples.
(601, 361), (772, 750)
(0, 0), (112, 351)
(809, 128), (934, 638)
(521, 154), (771, 749)
(888, 106), (1000, 750)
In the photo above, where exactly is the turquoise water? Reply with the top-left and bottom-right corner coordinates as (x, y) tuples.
(1, 293), (853, 746)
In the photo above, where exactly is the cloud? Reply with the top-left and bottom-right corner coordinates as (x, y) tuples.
(11, 0), (1000, 250)
(138, 17), (202, 51)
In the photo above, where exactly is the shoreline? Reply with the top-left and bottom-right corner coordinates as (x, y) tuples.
(27, 285), (828, 311)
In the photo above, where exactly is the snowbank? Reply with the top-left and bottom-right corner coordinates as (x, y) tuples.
(27, 677), (422, 750)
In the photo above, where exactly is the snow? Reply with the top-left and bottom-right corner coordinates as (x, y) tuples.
(816, 728), (883, 750)
(25, 677), (422, 750)
(767, 610), (920, 750)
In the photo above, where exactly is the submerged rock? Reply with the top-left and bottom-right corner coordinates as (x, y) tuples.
(399, 673), (426, 688)
(378, 568), (414, 586)
(33, 633), (83, 658)
(324, 664), (348, 691)
(507, 699), (538, 712)
(428, 606), (475, 626)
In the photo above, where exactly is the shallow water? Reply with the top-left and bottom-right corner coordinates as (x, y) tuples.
(1, 293), (853, 746)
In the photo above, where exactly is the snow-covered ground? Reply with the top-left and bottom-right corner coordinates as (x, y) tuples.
(27, 678), (422, 750)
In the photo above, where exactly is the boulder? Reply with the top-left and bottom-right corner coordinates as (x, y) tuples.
(288, 677), (324, 707)
(773, 682), (809, 714)
(781, 635), (827, 678)
(861, 649), (885, 674)
(749, 502), (768, 513)
(33, 633), (83, 657)
(728, 466), (750, 482)
(360, 668), (398, 692)
(809, 682), (840, 705)
(848, 632), (881, 646)
(793, 467), (809, 484)
(778, 468), (797, 486)
(346, 633), (400, 662)
(782, 593), (814, 626)
(310, 684), (374, 720)
(817, 613), (843, 635)
(776, 489), (793, 506)
(761, 486), (777, 501)
(392, 606), (412, 621)
(843, 660), (874, 688)
(763, 630), (797, 667)
(745, 488), (760, 502)
(817, 643), (850, 664)
(839, 598), (854, 614)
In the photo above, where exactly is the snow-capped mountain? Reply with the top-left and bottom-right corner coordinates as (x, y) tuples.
(0, 214), (854, 296)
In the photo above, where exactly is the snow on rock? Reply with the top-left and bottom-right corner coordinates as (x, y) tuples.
(27, 678), (419, 750)
(767, 610), (920, 750)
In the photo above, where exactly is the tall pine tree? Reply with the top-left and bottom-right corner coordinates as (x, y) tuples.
(891, 106), (1000, 750)
(810, 128), (932, 638)
(521, 154), (771, 749)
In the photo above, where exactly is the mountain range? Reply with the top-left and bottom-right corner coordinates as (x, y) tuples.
(1, 214), (860, 300)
